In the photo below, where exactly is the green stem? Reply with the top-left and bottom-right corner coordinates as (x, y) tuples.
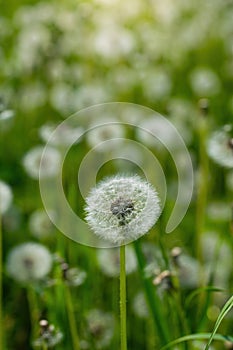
(42, 341), (48, 350)
(27, 286), (39, 344)
(134, 240), (170, 346)
(0, 212), (3, 350)
(196, 116), (209, 265)
(65, 285), (80, 350)
(120, 245), (127, 350)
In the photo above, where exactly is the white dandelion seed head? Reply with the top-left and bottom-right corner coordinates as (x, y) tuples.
(207, 125), (233, 168)
(132, 292), (149, 319)
(176, 254), (201, 289)
(97, 245), (137, 277)
(189, 67), (220, 96)
(39, 122), (83, 147)
(86, 309), (114, 349)
(6, 242), (52, 283)
(86, 120), (125, 152)
(0, 180), (13, 215)
(136, 117), (176, 150)
(85, 175), (161, 245)
(29, 209), (56, 239)
(22, 146), (61, 179)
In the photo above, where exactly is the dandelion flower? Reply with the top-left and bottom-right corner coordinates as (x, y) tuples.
(85, 175), (161, 245)
(97, 246), (137, 277)
(6, 242), (52, 283)
(0, 180), (13, 214)
(22, 146), (61, 179)
(207, 125), (233, 168)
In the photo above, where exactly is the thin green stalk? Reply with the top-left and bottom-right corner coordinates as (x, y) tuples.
(0, 212), (3, 350)
(196, 116), (209, 265)
(42, 341), (48, 350)
(65, 285), (80, 350)
(133, 240), (170, 346)
(120, 244), (127, 350)
(27, 286), (39, 343)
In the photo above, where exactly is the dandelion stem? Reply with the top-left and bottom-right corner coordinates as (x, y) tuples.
(65, 285), (80, 350)
(196, 116), (209, 265)
(120, 244), (127, 350)
(42, 341), (48, 350)
(27, 286), (39, 342)
(0, 212), (3, 350)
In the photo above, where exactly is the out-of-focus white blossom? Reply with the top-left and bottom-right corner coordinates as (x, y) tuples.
(86, 309), (114, 349)
(6, 242), (52, 283)
(97, 246), (137, 277)
(39, 122), (83, 147)
(22, 146), (61, 179)
(0, 180), (13, 215)
(207, 125), (233, 168)
(190, 67), (220, 96)
(29, 209), (56, 239)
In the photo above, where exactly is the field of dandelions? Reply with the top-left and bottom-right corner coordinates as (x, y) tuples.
(1, 0), (233, 349)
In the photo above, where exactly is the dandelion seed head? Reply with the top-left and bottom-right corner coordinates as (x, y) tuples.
(29, 209), (56, 239)
(39, 122), (83, 147)
(207, 125), (233, 168)
(22, 146), (61, 179)
(0, 180), (13, 214)
(6, 242), (52, 283)
(132, 292), (149, 319)
(85, 175), (161, 245)
(86, 121), (124, 152)
(97, 246), (137, 277)
(86, 309), (114, 349)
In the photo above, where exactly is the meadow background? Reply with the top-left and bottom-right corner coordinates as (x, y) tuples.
(0, 0), (233, 349)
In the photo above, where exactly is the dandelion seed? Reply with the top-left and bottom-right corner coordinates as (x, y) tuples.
(97, 246), (137, 277)
(22, 146), (61, 179)
(207, 125), (233, 168)
(85, 175), (161, 245)
(0, 180), (13, 214)
(6, 242), (52, 283)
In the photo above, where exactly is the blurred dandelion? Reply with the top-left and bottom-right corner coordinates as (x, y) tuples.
(132, 292), (149, 319)
(86, 309), (115, 349)
(97, 246), (137, 277)
(6, 242), (52, 283)
(86, 120), (125, 152)
(85, 175), (161, 245)
(39, 122), (83, 147)
(22, 146), (61, 179)
(189, 67), (220, 96)
(29, 209), (56, 239)
(207, 125), (233, 168)
(0, 180), (13, 215)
